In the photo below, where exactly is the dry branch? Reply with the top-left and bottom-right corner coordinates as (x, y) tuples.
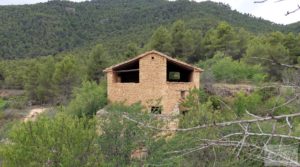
(122, 112), (300, 132)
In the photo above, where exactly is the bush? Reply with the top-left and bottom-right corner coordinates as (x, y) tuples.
(0, 113), (106, 166)
(199, 52), (267, 83)
(233, 86), (299, 117)
(233, 92), (263, 116)
(6, 96), (28, 109)
(98, 103), (154, 166)
(65, 81), (107, 117)
(0, 98), (8, 111)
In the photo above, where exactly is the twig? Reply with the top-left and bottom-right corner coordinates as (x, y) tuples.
(286, 5), (300, 15)
(245, 109), (262, 119)
(224, 131), (300, 141)
(254, 0), (268, 3)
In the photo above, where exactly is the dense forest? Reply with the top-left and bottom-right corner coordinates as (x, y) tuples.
(0, 0), (300, 166)
(2, 0), (298, 59)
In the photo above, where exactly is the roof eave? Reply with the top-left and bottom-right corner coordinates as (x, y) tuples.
(103, 50), (204, 73)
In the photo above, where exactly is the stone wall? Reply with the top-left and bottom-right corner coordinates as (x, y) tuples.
(107, 53), (200, 115)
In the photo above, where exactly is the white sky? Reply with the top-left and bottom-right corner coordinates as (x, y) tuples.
(0, 0), (299, 25)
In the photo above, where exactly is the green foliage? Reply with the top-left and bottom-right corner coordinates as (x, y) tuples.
(25, 57), (56, 104)
(0, 98), (7, 111)
(98, 103), (154, 166)
(202, 22), (249, 60)
(0, 59), (31, 89)
(87, 44), (112, 82)
(124, 42), (140, 58)
(149, 26), (173, 55)
(180, 89), (234, 128)
(53, 55), (84, 103)
(171, 20), (186, 57)
(6, 96), (28, 109)
(0, 0), (290, 59)
(200, 52), (266, 83)
(233, 88), (297, 117)
(0, 113), (106, 166)
(65, 81), (107, 117)
(233, 92), (263, 116)
(1, 54), (87, 105)
(244, 32), (300, 80)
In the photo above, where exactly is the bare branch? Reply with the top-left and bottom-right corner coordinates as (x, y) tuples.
(122, 112), (300, 132)
(169, 139), (300, 166)
(246, 109), (262, 119)
(253, 0), (300, 16)
(224, 131), (300, 141)
(286, 117), (293, 129)
(264, 93), (299, 112)
(254, 0), (268, 3)
(286, 5), (300, 15)
(236, 124), (249, 157)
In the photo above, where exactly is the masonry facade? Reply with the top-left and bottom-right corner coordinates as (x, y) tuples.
(104, 50), (203, 115)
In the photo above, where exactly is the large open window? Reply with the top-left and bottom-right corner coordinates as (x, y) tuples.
(166, 60), (193, 82)
(113, 59), (139, 83)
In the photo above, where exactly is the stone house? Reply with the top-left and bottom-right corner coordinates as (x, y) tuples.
(103, 50), (203, 115)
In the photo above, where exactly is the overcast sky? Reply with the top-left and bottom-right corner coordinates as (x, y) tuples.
(0, 0), (299, 25)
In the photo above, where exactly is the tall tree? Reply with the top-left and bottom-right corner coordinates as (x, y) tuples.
(124, 42), (139, 58)
(171, 20), (187, 57)
(244, 37), (289, 80)
(149, 26), (173, 55)
(53, 55), (82, 103)
(202, 22), (241, 59)
(181, 29), (196, 59)
(35, 57), (56, 103)
(87, 44), (111, 82)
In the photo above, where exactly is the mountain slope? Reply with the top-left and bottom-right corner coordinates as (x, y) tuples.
(286, 21), (300, 33)
(0, 0), (290, 59)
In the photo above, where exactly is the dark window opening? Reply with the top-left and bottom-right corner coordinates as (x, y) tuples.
(151, 106), (162, 114)
(180, 90), (186, 99)
(167, 60), (193, 82)
(114, 59), (139, 83)
(181, 110), (189, 116)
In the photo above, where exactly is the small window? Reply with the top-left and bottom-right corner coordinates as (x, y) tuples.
(181, 110), (189, 116)
(180, 90), (186, 99)
(151, 106), (162, 114)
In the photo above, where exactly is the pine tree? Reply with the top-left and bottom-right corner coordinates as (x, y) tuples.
(171, 20), (186, 57)
(53, 55), (82, 103)
(149, 26), (173, 55)
(87, 44), (111, 82)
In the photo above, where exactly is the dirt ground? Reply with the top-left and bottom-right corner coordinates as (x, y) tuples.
(211, 83), (255, 96)
(23, 107), (48, 122)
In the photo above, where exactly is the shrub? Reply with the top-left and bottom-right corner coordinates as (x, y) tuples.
(0, 113), (106, 166)
(98, 103), (154, 166)
(65, 81), (107, 117)
(233, 92), (263, 116)
(199, 52), (267, 83)
(6, 96), (27, 109)
(0, 98), (7, 111)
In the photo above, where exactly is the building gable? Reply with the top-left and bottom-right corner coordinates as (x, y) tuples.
(103, 50), (203, 73)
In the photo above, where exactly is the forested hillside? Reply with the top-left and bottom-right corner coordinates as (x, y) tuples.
(0, 0), (291, 59)
(0, 1), (300, 166)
